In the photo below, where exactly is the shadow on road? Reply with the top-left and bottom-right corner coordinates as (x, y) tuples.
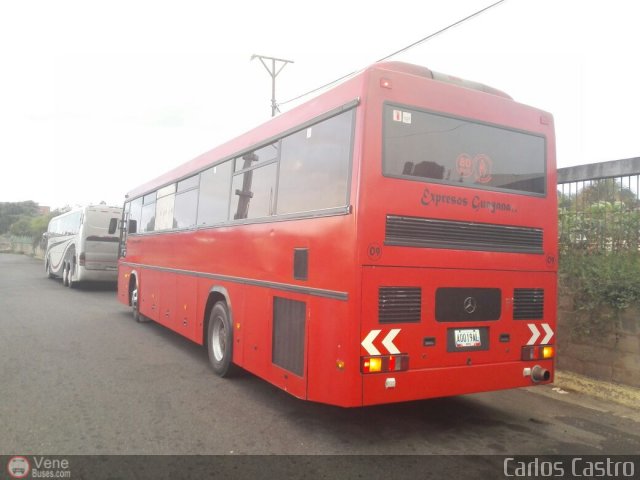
(71, 282), (118, 292)
(120, 314), (532, 450)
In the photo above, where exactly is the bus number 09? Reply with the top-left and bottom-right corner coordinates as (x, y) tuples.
(368, 243), (382, 260)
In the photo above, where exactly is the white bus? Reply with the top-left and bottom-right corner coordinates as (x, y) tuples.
(44, 205), (123, 287)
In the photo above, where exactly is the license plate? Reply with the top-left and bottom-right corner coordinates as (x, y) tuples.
(454, 328), (482, 348)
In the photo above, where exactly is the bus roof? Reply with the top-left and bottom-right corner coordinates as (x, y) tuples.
(125, 61), (513, 201)
(375, 61), (512, 99)
(50, 205), (122, 220)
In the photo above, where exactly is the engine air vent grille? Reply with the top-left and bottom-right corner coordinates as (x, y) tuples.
(385, 215), (543, 254)
(379, 287), (421, 323)
(513, 288), (544, 320)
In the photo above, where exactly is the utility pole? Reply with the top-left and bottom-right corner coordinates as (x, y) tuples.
(250, 54), (294, 117)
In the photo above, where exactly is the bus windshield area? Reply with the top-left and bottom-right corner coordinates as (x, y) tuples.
(383, 104), (546, 196)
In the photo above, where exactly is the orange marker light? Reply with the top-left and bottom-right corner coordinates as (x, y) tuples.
(380, 78), (392, 89)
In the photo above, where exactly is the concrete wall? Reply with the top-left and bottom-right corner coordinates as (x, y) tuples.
(1, 236), (44, 259)
(557, 294), (640, 387)
(557, 156), (640, 182)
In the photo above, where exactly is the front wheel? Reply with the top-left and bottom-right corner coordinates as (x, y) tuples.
(62, 263), (69, 287)
(207, 302), (237, 377)
(131, 284), (148, 323)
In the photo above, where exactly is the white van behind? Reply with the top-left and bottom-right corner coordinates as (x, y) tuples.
(44, 205), (123, 287)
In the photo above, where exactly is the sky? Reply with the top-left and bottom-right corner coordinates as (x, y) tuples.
(1, 0), (638, 209)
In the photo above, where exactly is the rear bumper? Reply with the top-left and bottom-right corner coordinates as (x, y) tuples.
(362, 359), (554, 406)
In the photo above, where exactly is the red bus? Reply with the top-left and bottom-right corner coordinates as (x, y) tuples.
(116, 61), (556, 407)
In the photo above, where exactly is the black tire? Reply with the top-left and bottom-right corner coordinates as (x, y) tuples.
(207, 302), (237, 377)
(67, 259), (75, 288)
(131, 283), (148, 323)
(62, 263), (69, 287)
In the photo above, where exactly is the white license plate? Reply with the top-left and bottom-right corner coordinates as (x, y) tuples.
(454, 328), (481, 348)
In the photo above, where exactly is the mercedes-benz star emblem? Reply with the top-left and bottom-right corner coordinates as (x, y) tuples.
(463, 296), (477, 314)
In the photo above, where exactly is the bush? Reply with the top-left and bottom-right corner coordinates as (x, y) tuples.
(560, 251), (640, 337)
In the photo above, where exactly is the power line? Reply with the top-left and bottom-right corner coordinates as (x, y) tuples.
(278, 0), (506, 108)
(277, 70), (360, 108)
(375, 0), (506, 62)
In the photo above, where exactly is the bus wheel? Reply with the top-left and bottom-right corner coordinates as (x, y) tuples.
(131, 285), (140, 321)
(67, 261), (75, 288)
(207, 302), (237, 377)
(62, 263), (69, 287)
(131, 284), (148, 323)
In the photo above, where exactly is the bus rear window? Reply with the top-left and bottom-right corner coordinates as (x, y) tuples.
(383, 104), (546, 195)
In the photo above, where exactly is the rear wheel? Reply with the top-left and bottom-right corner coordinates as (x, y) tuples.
(207, 302), (237, 377)
(67, 260), (75, 288)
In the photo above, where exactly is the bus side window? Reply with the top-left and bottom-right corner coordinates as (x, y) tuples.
(141, 192), (157, 233)
(128, 197), (143, 234)
(277, 110), (353, 215)
(173, 175), (198, 229)
(231, 143), (279, 220)
(198, 161), (232, 226)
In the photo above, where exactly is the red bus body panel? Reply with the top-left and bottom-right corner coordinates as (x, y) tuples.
(117, 62), (557, 407)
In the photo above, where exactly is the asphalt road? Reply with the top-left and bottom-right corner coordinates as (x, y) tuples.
(1, 253), (639, 458)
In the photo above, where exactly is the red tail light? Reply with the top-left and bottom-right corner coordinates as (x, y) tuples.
(361, 355), (409, 374)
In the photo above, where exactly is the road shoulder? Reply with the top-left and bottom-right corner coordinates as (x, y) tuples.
(528, 370), (640, 423)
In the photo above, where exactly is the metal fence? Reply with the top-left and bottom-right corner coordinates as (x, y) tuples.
(557, 157), (640, 253)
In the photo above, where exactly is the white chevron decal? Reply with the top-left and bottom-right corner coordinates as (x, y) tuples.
(527, 323), (554, 345)
(541, 323), (554, 344)
(381, 329), (401, 355)
(527, 324), (541, 345)
(361, 329), (381, 356)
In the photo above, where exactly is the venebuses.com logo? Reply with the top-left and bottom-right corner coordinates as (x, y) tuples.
(7, 456), (71, 478)
(7, 456), (30, 479)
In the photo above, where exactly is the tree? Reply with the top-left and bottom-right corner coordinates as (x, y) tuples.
(0, 201), (41, 234)
(9, 217), (33, 237)
(559, 178), (640, 253)
(573, 178), (639, 210)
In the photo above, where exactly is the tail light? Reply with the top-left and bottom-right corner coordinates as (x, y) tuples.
(521, 345), (554, 361)
(79, 252), (86, 266)
(361, 355), (409, 374)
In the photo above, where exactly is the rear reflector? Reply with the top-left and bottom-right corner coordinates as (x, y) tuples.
(361, 354), (409, 374)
